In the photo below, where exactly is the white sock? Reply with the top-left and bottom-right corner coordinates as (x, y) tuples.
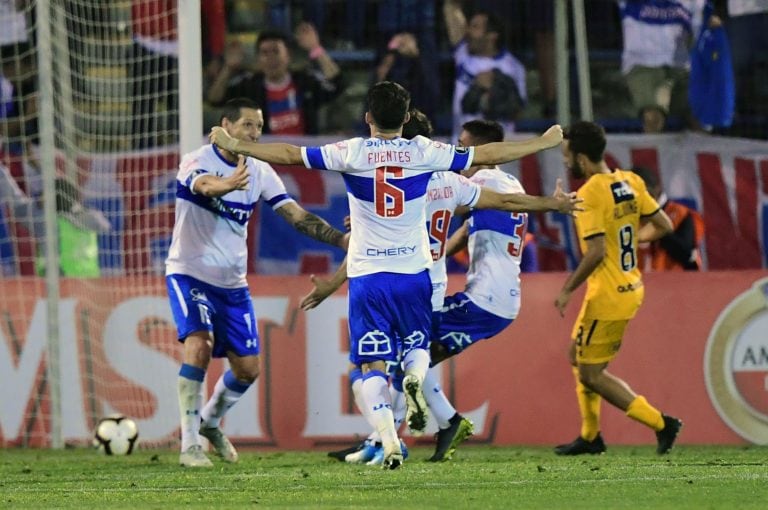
(178, 363), (205, 452)
(361, 370), (398, 448)
(201, 369), (252, 429)
(423, 367), (456, 429)
(352, 369), (381, 443)
(390, 385), (406, 433)
(402, 348), (430, 383)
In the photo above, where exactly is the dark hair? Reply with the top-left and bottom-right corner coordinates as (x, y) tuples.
(402, 109), (433, 138)
(220, 98), (261, 124)
(631, 166), (658, 189)
(367, 81), (410, 131)
(472, 10), (506, 49)
(256, 29), (289, 51)
(564, 121), (606, 163)
(461, 119), (504, 144)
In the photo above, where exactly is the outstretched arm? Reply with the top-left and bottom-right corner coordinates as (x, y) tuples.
(473, 125), (563, 166)
(300, 257), (348, 311)
(210, 127), (304, 165)
(276, 201), (348, 249)
(474, 179), (582, 215)
(443, 0), (467, 47)
(445, 221), (470, 257)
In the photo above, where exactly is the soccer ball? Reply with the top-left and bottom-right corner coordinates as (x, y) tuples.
(92, 415), (139, 455)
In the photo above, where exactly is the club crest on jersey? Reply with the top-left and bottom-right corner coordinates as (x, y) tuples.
(358, 330), (393, 356)
(610, 181), (635, 204)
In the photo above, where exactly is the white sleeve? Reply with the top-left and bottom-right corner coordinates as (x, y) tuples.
(301, 138), (361, 172)
(416, 137), (475, 172)
(178, 153), (209, 194)
(257, 163), (294, 210)
(451, 173), (482, 208)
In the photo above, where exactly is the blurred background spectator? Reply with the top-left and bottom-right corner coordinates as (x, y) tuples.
(725, 0), (768, 137)
(206, 24), (345, 135)
(617, 0), (706, 130)
(443, 0), (527, 141)
(131, 0), (178, 148)
(632, 166), (705, 271)
(373, 32), (441, 122)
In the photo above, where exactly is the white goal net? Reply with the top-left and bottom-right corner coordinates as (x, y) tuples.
(0, 0), (189, 448)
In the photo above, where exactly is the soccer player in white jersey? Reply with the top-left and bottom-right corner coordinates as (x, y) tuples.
(421, 119), (543, 461)
(166, 98), (347, 468)
(300, 111), (578, 465)
(210, 81), (563, 469)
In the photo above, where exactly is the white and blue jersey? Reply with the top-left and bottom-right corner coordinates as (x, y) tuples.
(302, 135), (474, 365)
(619, 0), (705, 73)
(431, 168), (525, 355)
(165, 144), (293, 356)
(463, 168), (527, 320)
(166, 143), (293, 288)
(301, 136), (474, 278)
(425, 171), (481, 311)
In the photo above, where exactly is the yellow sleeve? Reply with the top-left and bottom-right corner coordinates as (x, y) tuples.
(575, 182), (606, 239)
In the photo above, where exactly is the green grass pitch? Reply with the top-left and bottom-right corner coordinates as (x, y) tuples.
(2, 445), (767, 509)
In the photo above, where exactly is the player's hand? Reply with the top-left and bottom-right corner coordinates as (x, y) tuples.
(300, 275), (338, 311)
(225, 156), (250, 191)
(338, 232), (350, 251)
(210, 126), (239, 153)
(542, 124), (564, 148)
(553, 178), (583, 215)
(343, 215), (351, 231)
(555, 289), (572, 317)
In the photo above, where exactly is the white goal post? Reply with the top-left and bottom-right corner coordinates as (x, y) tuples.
(0, 0), (201, 449)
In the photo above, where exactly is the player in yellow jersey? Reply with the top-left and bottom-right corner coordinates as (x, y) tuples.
(553, 121), (682, 455)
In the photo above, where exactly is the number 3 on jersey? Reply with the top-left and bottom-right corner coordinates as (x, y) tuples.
(375, 166), (404, 218)
(506, 213), (528, 257)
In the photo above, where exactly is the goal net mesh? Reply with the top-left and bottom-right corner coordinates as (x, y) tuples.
(0, 0), (183, 448)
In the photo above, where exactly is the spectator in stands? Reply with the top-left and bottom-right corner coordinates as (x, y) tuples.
(639, 104), (668, 133)
(206, 26), (345, 135)
(632, 166), (704, 271)
(617, 0), (707, 129)
(34, 177), (111, 278)
(131, 0), (178, 148)
(725, 0), (768, 132)
(443, 0), (527, 141)
(373, 32), (441, 122)
(529, 0), (556, 118)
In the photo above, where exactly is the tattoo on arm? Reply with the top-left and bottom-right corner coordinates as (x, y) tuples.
(278, 207), (344, 247)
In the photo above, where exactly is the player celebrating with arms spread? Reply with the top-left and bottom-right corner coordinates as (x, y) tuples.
(167, 98), (346, 468)
(211, 82), (563, 469)
(553, 121), (682, 456)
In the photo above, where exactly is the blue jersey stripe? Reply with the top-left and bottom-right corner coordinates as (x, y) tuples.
(304, 147), (327, 169)
(469, 209), (526, 237)
(449, 149), (471, 171)
(622, 1), (691, 29)
(342, 172), (431, 202)
(265, 193), (291, 208)
(176, 182), (255, 225)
